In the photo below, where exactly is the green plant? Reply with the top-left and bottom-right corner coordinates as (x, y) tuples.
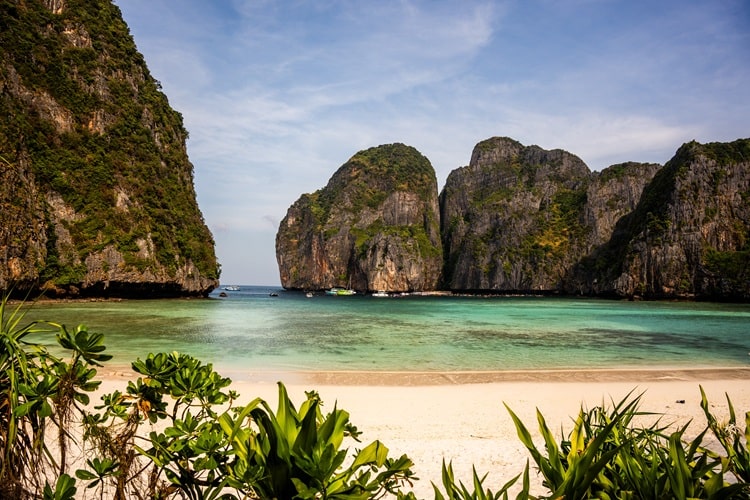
(701, 385), (750, 483)
(0, 295), (110, 498)
(505, 390), (750, 499)
(80, 351), (236, 499)
(427, 460), (529, 500)
(505, 395), (638, 498)
(220, 382), (416, 499)
(80, 353), (416, 499)
(43, 473), (77, 500)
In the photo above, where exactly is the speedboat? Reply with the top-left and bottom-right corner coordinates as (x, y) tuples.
(326, 287), (356, 296)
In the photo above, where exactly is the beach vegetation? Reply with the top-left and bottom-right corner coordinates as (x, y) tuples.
(420, 460), (529, 500)
(81, 351), (416, 499)
(0, 294), (110, 499)
(219, 383), (416, 499)
(503, 390), (750, 499)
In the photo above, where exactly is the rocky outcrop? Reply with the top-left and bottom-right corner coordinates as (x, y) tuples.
(439, 136), (749, 300)
(576, 139), (750, 300)
(0, 0), (219, 298)
(276, 144), (442, 292)
(278, 136), (748, 300)
(440, 137), (593, 291)
(583, 162), (663, 248)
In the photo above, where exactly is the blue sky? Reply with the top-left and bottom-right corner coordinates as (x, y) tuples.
(113, 0), (749, 286)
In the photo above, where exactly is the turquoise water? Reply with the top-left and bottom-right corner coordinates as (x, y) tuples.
(19, 286), (750, 373)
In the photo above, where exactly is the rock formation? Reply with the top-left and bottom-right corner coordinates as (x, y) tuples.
(276, 144), (442, 292)
(576, 139), (750, 299)
(277, 136), (749, 300)
(0, 0), (219, 298)
(439, 136), (749, 300)
(440, 137), (595, 291)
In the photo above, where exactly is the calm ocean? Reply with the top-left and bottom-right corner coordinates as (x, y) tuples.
(20, 286), (750, 374)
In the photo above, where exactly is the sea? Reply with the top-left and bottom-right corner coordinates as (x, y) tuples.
(18, 285), (750, 375)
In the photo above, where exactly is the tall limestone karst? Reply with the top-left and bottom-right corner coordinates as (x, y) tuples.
(440, 137), (662, 293)
(577, 139), (750, 300)
(440, 137), (593, 291)
(440, 136), (749, 300)
(582, 161), (663, 249)
(276, 143), (443, 292)
(0, 0), (219, 297)
(278, 136), (748, 300)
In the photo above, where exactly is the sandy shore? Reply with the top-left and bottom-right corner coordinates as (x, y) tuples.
(99, 367), (750, 498)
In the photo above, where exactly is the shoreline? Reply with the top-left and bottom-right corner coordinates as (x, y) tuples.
(100, 364), (750, 385)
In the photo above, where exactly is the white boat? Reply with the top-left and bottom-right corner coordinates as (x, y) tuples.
(372, 291), (389, 297)
(326, 287), (357, 296)
(222, 285), (240, 291)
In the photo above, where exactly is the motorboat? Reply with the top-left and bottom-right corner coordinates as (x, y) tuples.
(326, 287), (356, 296)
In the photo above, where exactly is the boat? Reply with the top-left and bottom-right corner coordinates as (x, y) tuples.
(325, 287), (357, 296)
(222, 285), (240, 291)
(306, 292), (314, 298)
(371, 290), (389, 298)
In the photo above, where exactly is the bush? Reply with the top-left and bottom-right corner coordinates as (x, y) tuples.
(82, 351), (416, 499)
(505, 390), (750, 499)
(0, 294), (110, 498)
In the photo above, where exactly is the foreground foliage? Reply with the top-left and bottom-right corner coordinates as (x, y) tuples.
(82, 351), (415, 499)
(506, 390), (750, 499)
(0, 294), (110, 498)
(2, 297), (749, 498)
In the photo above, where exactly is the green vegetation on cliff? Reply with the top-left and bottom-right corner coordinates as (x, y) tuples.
(0, 0), (219, 294)
(308, 143), (436, 229)
(276, 143), (442, 291)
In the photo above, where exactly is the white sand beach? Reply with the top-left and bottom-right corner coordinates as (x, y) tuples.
(100, 367), (750, 498)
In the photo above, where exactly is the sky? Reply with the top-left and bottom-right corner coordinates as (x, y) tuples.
(112, 0), (749, 286)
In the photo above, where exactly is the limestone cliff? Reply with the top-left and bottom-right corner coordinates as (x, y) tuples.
(440, 137), (594, 291)
(440, 136), (748, 300)
(0, 0), (219, 297)
(577, 139), (750, 299)
(278, 136), (748, 300)
(583, 162), (663, 248)
(276, 144), (442, 292)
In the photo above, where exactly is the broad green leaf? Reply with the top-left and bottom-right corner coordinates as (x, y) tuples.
(351, 440), (389, 469)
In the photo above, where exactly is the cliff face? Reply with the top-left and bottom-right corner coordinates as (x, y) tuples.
(0, 0), (219, 297)
(440, 136), (748, 300)
(276, 144), (442, 292)
(577, 139), (750, 299)
(277, 136), (748, 300)
(583, 162), (663, 248)
(440, 137), (593, 291)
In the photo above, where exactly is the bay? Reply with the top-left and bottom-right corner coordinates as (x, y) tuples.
(20, 285), (750, 373)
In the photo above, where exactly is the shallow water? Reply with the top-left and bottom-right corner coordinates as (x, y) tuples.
(19, 286), (750, 373)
